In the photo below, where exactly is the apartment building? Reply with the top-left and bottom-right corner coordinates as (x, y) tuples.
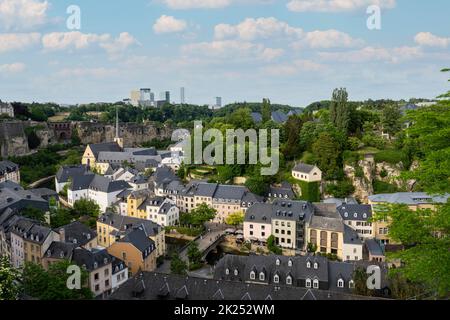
(97, 213), (165, 258)
(0, 160), (20, 184)
(55, 165), (91, 194)
(337, 204), (373, 240)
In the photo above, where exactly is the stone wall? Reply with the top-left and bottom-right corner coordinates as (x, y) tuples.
(0, 121), (30, 157)
(74, 121), (173, 147)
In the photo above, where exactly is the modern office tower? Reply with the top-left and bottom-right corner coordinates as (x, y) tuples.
(165, 91), (171, 103)
(150, 92), (155, 106)
(140, 88), (152, 108)
(180, 87), (185, 104)
(216, 97), (222, 108)
(130, 90), (141, 107)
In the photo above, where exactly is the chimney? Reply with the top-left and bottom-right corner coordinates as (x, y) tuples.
(59, 228), (66, 242)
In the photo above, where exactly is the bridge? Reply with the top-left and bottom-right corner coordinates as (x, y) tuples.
(28, 175), (55, 189)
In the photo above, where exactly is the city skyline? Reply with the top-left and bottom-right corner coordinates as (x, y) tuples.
(0, 0), (450, 107)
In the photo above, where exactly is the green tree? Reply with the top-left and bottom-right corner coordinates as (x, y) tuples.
(0, 257), (21, 300)
(267, 235), (282, 255)
(72, 199), (100, 218)
(380, 104), (402, 137)
(20, 207), (47, 224)
(282, 115), (303, 160)
(352, 267), (375, 297)
(330, 88), (350, 134)
(50, 208), (74, 228)
(187, 242), (203, 270)
(312, 132), (341, 179)
(170, 253), (188, 275)
(22, 261), (93, 300)
(261, 98), (271, 123)
(373, 202), (450, 297)
(225, 212), (244, 226)
(227, 107), (254, 130)
(180, 203), (216, 227)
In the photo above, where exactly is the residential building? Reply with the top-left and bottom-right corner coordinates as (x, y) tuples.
(214, 254), (389, 294)
(72, 247), (113, 297)
(107, 226), (157, 276)
(97, 213), (165, 258)
(67, 174), (131, 212)
(55, 165), (91, 194)
(292, 163), (322, 183)
(0, 100), (14, 118)
(342, 225), (363, 262)
(110, 272), (385, 301)
(111, 256), (128, 292)
(306, 204), (345, 259)
(58, 221), (98, 250)
(0, 160), (20, 184)
(268, 181), (295, 200)
(337, 204), (373, 239)
(364, 239), (385, 263)
(10, 218), (60, 268)
(0, 182), (49, 215)
(244, 203), (272, 243)
(368, 192), (450, 244)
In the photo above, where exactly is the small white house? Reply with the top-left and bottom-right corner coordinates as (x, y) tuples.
(292, 163), (322, 183)
(146, 198), (179, 227)
(342, 225), (363, 262)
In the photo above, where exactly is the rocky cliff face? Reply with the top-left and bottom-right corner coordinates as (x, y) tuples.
(344, 158), (375, 203)
(0, 122), (30, 157)
(74, 122), (173, 147)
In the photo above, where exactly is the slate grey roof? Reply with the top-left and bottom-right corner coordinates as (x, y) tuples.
(44, 241), (76, 260)
(338, 204), (372, 221)
(89, 142), (122, 158)
(245, 200), (314, 224)
(245, 203), (273, 224)
(271, 111), (289, 124)
(310, 204), (344, 232)
(56, 165), (90, 183)
(58, 221), (97, 247)
(287, 109), (303, 116)
(293, 163), (317, 174)
(111, 256), (127, 275)
(269, 181), (295, 199)
(98, 212), (162, 237)
(109, 272), (384, 300)
(29, 188), (58, 201)
(10, 219), (53, 245)
(0, 160), (19, 174)
(365, 239), (384, 256)
(118, 227), (156, 258)
(158, 202), (174, 215)
(251, 112), (263, 123)
(72, 247), (112, 271)
(153, 167), (179, 188)
(0, 184), (49, 214)
(343, 224), (363, 246)
(368, 192), (450, 205)
(70, 174), (130, 193)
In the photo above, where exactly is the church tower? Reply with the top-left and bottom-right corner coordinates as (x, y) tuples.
(114, 106), (124, 149)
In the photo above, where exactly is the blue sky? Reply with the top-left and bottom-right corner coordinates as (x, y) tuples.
(0, 0), (449, 107)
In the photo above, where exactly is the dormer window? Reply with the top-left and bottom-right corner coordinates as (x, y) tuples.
(250, 271), (256, 280)
(306, 261), (311, 269)
(286, 276), (292, 285)
(93, 262), (98, 269)
(259, 272), (265, 281)
(363, 213), (367, 219)
(344, 212), (348, 218)
(337, 279), (344, 288)
(225, 268), (230, 275)
(234, 269), (239, 276)
(276, 259), (281, 266)
(288, 259), (293, 267)
(314, 262), (318, 270)
(349, 280), (355, 289)
(354, 213), (358, 218)
(313, 279), (319, 289)
(274, 275), (279, 284)
(305, 278), (312, 288)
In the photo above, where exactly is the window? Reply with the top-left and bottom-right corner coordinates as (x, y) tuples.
(306, 261), (311, 269)
(337, 279), (344, 288)
(305, 278), (311, 288)
(250, 271), (256, 280)
(94, 273), (99, 280)
(286, 276), (292, 285)
(225, 268), (230, 275)
(313, 262), (318, 270)
(259, 272), (265, 281)
(288, 260), (293, 267)
(276, 259), (281, 266)
(313, 279), (319, 289)
(234, 269), (239, 276)
(349, 280), (355, 289)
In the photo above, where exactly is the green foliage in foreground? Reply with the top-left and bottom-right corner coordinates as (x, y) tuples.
(0, 257), (21, 300)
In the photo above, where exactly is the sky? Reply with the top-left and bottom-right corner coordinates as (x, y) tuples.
(0, 0), (449, 107)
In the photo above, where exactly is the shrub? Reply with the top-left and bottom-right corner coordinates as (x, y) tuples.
(375, 150), (407, 165)
(373, 180), (398, 194)
(326, 180), (355, 198)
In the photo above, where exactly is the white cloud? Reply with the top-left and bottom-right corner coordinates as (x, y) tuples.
(214, 17), (303, 41)
(162, 0), (232, 9)
(0, 0), (49, 30)
(181, 39), (282, 61)
(287, 0), (396, 12)
(42, 32), (111, 51)
(318, 46), (422, 63)
(153, 15), (187, 34)
(300, 29), (363, 49)
(56, 67), (118, 78)
(0, 62), (26, 73)
(414, 32), (450, 48)
(262, 59), (325, 76)
(100, 32), (139, 56)
(0, 33), (41, 53)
